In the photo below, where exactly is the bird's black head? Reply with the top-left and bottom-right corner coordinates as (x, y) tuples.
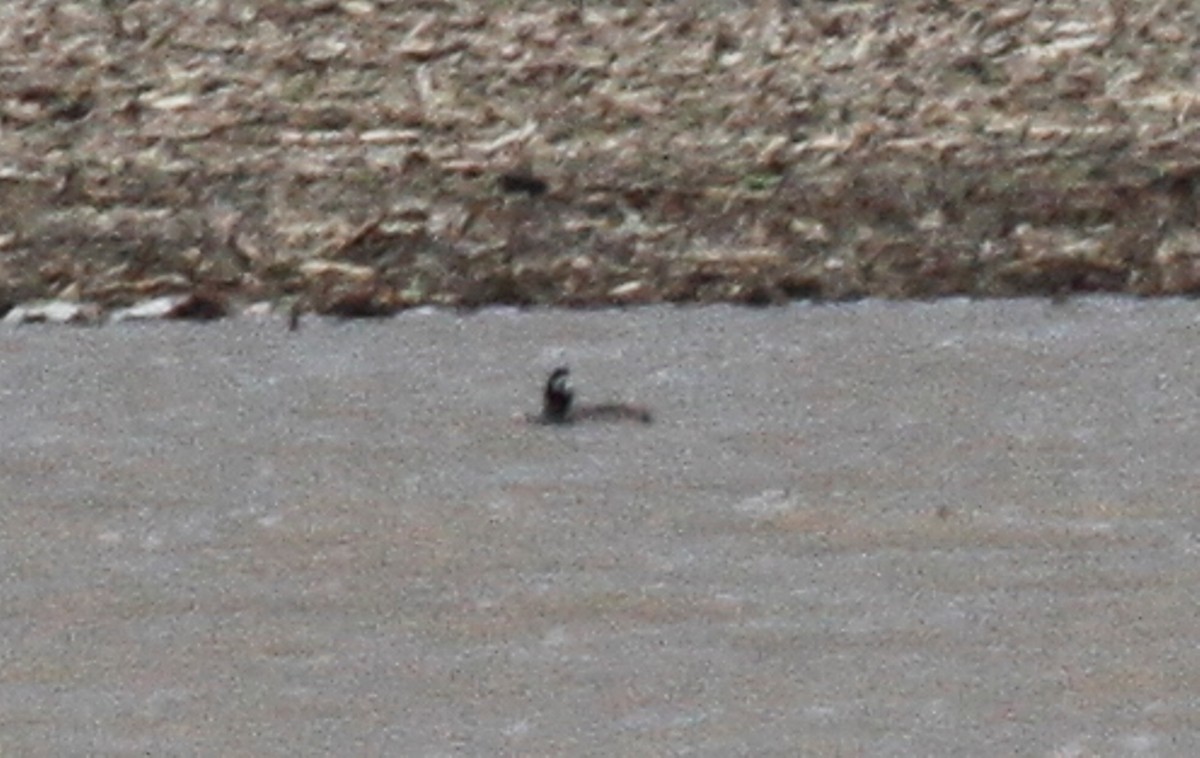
(542, 366), (574, 422)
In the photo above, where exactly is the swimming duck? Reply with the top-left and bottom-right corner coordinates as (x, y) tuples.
(534, 366), (653, 425)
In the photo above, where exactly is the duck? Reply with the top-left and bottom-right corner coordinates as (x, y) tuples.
(533, 366), (653, 425)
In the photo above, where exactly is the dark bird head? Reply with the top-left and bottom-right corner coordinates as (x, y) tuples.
(542, 366), (574, 423)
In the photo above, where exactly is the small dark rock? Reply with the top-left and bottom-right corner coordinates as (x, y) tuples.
(498, 172), (549, 197)
(165, 291), (229, 321)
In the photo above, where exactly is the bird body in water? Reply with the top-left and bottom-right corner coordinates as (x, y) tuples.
(532, 366), (653, 425)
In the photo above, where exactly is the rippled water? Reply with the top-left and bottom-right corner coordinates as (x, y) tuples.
(2, 297), (1199, 755)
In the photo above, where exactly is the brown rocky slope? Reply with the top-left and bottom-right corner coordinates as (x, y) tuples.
(1, 0), (1198, 319)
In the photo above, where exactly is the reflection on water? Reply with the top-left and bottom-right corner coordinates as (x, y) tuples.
(2, 298), (1200, 754)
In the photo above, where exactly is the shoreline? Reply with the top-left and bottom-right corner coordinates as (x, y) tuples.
(2, 3), (1198, 313)
(0, 289), (1183, 328)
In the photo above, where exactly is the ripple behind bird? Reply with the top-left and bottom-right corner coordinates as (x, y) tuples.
(529, 366), (653, 425)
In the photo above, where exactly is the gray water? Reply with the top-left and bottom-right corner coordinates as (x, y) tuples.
(2, 298), (1199, 756)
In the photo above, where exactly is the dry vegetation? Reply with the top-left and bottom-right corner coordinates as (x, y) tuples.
(0, 0), (1198, 318)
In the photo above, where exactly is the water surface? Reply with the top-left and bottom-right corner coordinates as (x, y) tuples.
(2, 298), (1198, 755)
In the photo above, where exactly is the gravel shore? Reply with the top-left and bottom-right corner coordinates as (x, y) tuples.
(1, 1), (1198, 319)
